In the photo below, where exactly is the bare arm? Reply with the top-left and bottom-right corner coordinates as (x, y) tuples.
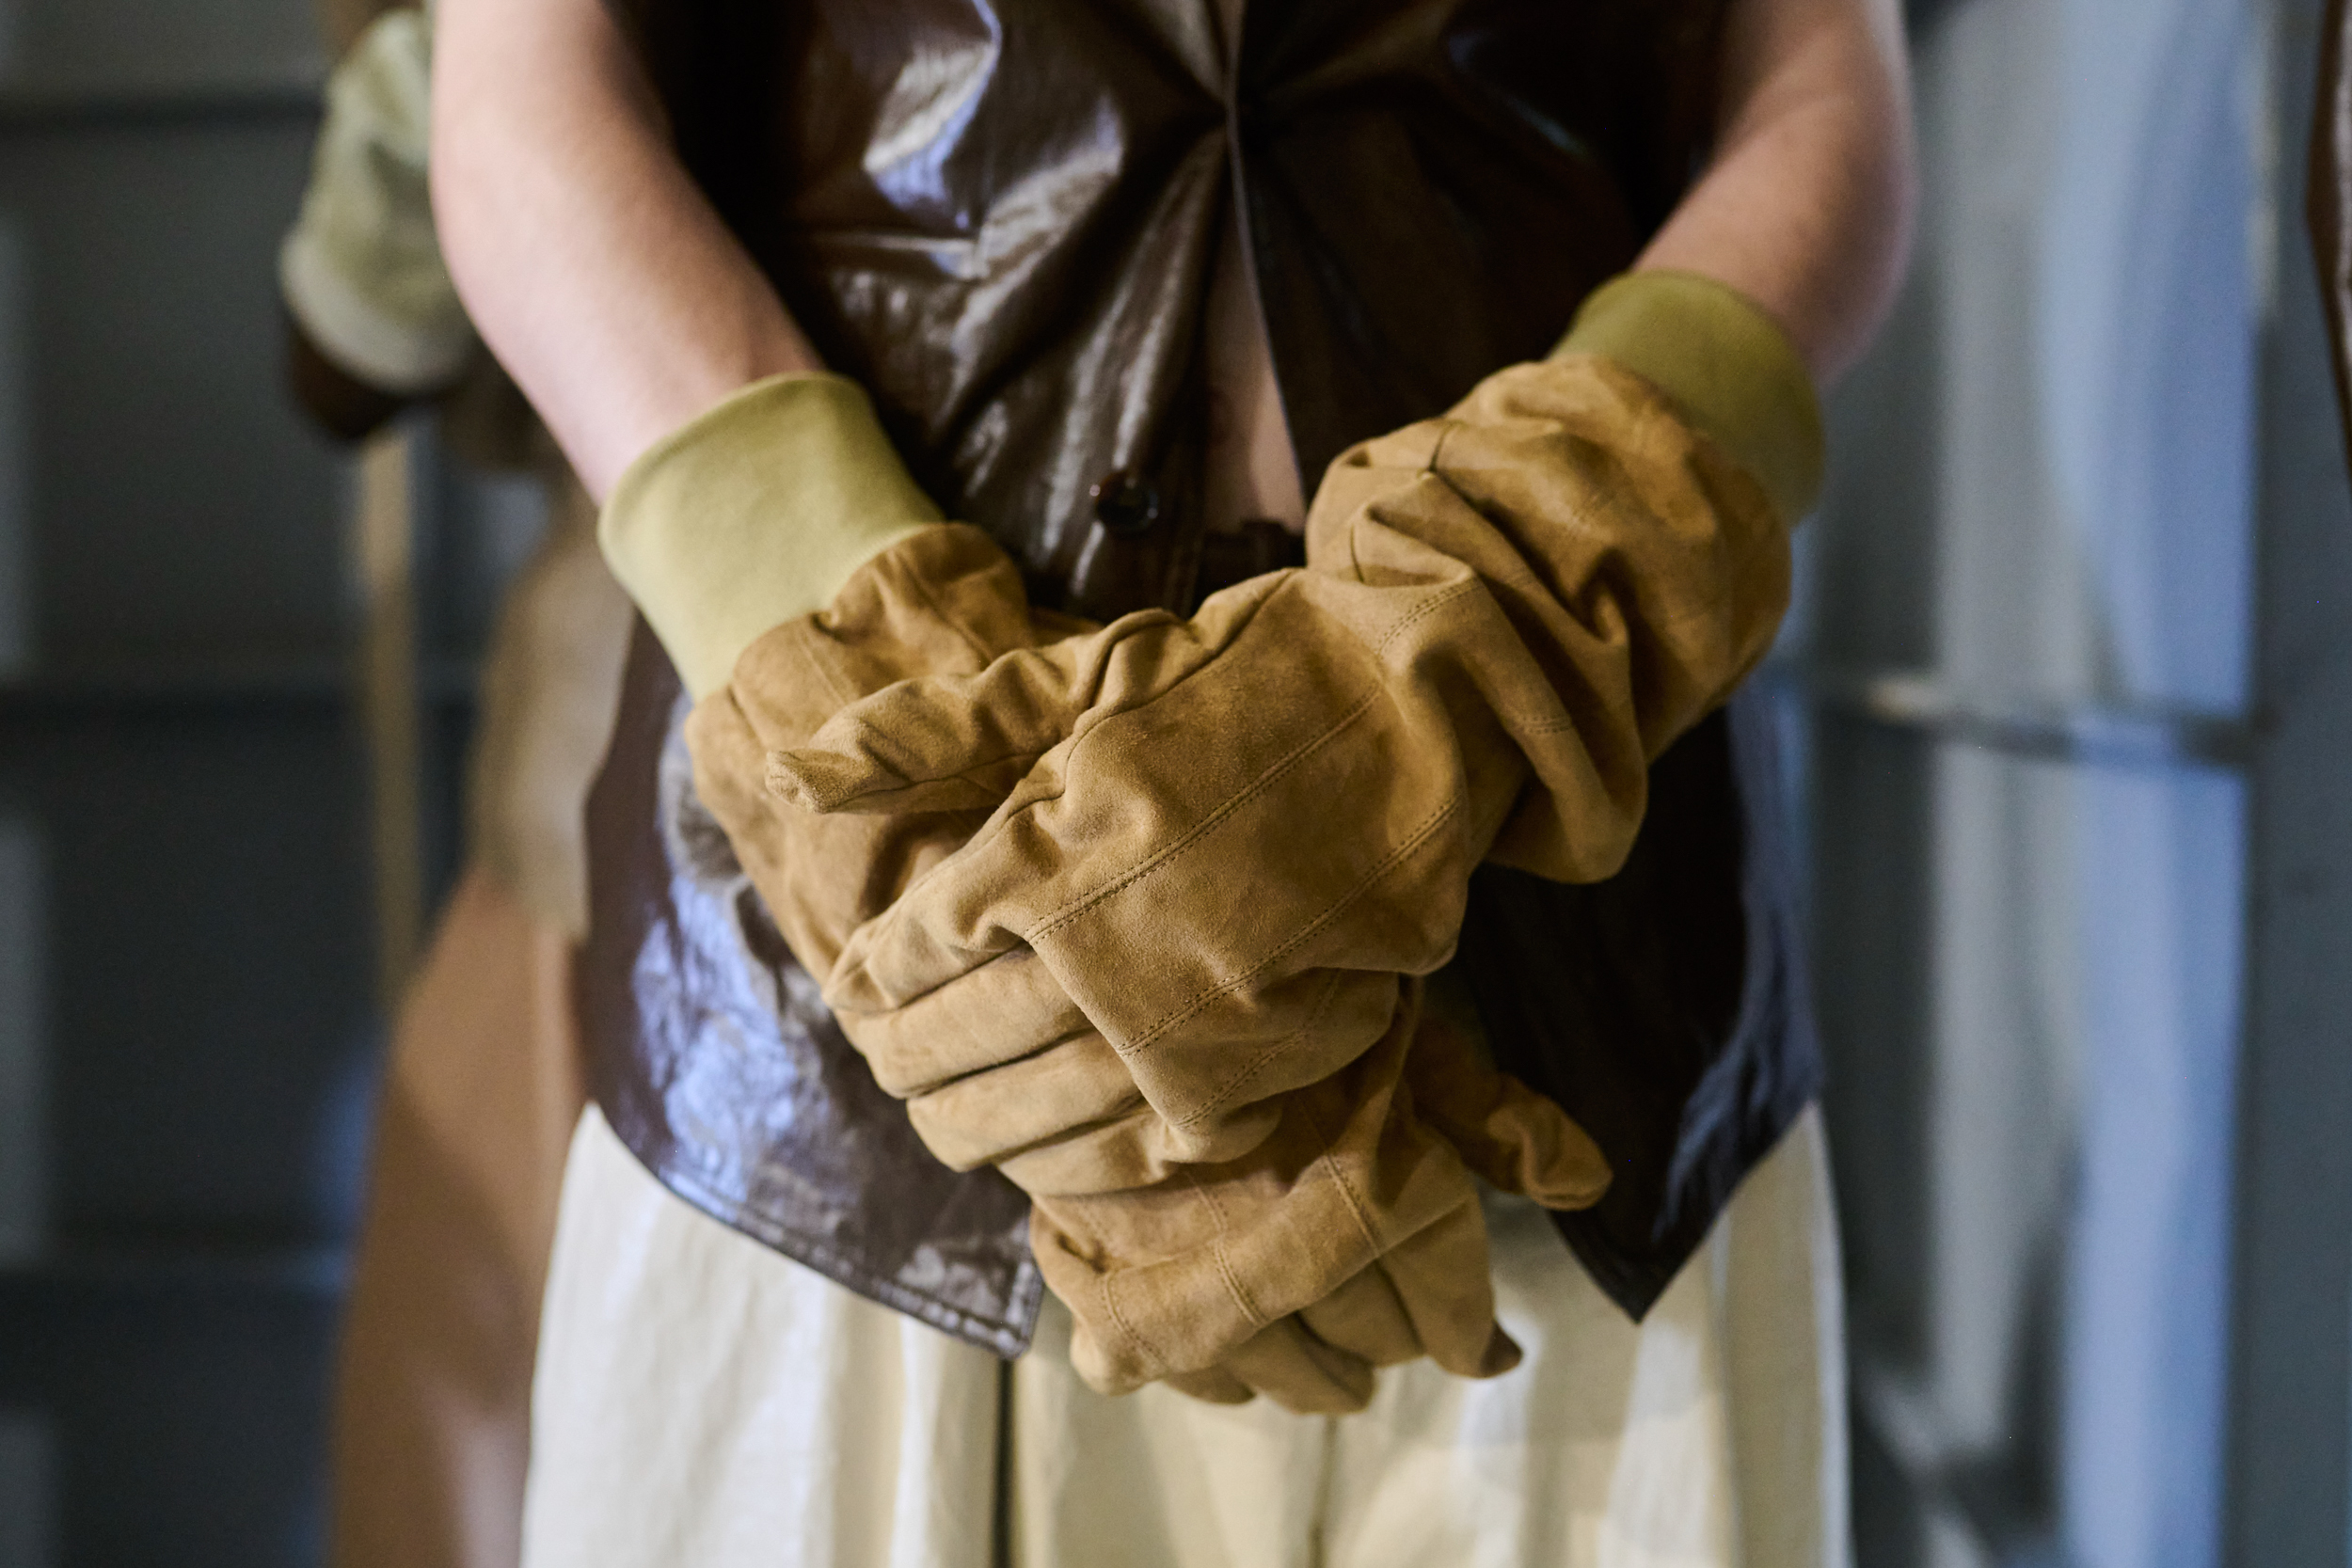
(430, 0), (821, 499)
(1641, 0), (1916, 384)
(433, 0), (1910, 502)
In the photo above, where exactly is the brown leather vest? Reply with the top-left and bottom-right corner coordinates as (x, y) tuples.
(581, 0), (1820, 1356)
(2317, 0), (2352, 472)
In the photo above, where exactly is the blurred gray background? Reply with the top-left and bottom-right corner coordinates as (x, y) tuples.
(0, 3), (542, 1563)
(0, 0), (2346, 1565)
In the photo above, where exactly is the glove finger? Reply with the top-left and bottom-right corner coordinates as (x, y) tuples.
(907, 1032), (1143, 1174)
(765, 638), (1103, 816)
(1296, 1264), (1422, 1369)
(1477, 1074), (1611, 1210)
(1406, 1017), (1611, 1211)
(838, 944), (1086, 1099)
(992, 1098), (1283, 1196)
(1037, 1204), (1271, 1398)
(1379, 1198), (1519, 1381)
(1220, 1318), (1375, 1416)
(1161, 1366), (1257, 1406)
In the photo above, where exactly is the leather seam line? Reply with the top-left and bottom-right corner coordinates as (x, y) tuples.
(1194, 1164), (1271, 1330)
(1098, 1268), (1168, 1379)
(1113, 791), (1460, 1059)
(1168, 969), (1347, 1131)
(1022, 682), (1385, 944)
(895, 546), (1004, 671)
(1299, 1080), (1384, 1263)
(1366, 577), (1483, 657)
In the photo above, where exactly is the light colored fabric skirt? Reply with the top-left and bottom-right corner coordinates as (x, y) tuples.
(523, 1106), (1848, 1568)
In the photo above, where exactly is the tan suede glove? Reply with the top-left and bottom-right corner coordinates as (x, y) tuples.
(771, 277), (1813, 1153)
(733, 274), (1819, 1405)
(599, 377), (1497, 1414)
(689, 527), (1601, 1413)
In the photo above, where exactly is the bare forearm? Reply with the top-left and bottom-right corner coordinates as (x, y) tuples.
(430, 0), (820, 499)
(1639, 0), (1916, 385)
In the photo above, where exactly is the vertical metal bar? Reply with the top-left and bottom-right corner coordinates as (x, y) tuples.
(0, 816), (41, 1266)
(2225, 1), (2352, 1560)
(355, 424), (422, 1003)
(0, 1411), (56, 1568)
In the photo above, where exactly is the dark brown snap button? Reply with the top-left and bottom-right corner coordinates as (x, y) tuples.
(1089, 469), (1162, 536)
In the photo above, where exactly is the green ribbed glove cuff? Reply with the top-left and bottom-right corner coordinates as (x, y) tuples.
(1554, 271), (1825, 524)
(599, 373), (943, 699)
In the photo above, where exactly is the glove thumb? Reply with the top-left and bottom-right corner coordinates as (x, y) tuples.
(764, 637), (1096, 816)
(1407, 1018), (1613, 1211)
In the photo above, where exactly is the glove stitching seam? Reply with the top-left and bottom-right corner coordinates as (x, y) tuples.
(1021, 684), (1386, 945)
(1168, 970), (1347, 1131)
(1096, 1272), (1168, 1378)
(896, 539), (1009, 671)
(786, 626), (856, 713)
(1365, 578), (1485, 658)
(1112, 792), (1460, 1058)
(1297, 1084), (1384, 1261)
(1188, 1165), (1270, 1331)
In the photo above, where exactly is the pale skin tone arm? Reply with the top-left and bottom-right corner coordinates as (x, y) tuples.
(431, 0), (1915, 503)
(430, 0), (819, 501)
(1642, 0), (1915, 383)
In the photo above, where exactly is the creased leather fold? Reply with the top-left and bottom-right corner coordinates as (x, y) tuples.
(691, 352), (1786, 1403)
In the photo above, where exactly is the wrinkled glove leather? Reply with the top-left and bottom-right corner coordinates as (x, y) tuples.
(731, 352), (1790, 1402)
(685, 526), (1076, 977)
(689, 528), (1597, 1413)
(772, 354), (1790, 1148)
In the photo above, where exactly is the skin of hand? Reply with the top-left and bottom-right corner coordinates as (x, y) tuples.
(432, 0), (1914, 503)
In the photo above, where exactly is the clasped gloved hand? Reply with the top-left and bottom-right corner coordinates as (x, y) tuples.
(737, 272), (1820, 1408)
(677, 521), (1608, 1414)
(628, 372), (1621, 1413)
(621, 272), (1820, 1413)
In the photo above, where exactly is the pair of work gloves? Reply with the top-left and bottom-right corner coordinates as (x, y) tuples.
(599, 271), (1822, 1413)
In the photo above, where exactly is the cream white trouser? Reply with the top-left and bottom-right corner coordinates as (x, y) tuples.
(523, 1106), (1848, 1568)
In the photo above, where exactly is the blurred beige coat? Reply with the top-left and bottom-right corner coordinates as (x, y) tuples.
(329, 477), (628, 1568)
(283, 8), (634, 1566)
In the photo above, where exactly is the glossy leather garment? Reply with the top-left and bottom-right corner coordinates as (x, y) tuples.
(2316, 0), (2352, 474)
(581, 0), (1820, 1354)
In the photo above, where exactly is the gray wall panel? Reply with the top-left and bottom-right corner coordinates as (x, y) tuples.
(2, 706), (373, 1244)
(0, 119), (342, 666)
(0, 0), (320, 95)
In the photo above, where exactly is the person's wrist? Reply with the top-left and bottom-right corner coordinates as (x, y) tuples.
(598, 372), (943, 698)
(1552, 269), (1825, 524)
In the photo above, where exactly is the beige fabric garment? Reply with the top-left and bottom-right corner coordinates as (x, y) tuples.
(332, 870), (587, 1568)
(522, 1105), (1847, 1568)
(330, 481), (632, 1568)
(470, 473), (638, 937)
